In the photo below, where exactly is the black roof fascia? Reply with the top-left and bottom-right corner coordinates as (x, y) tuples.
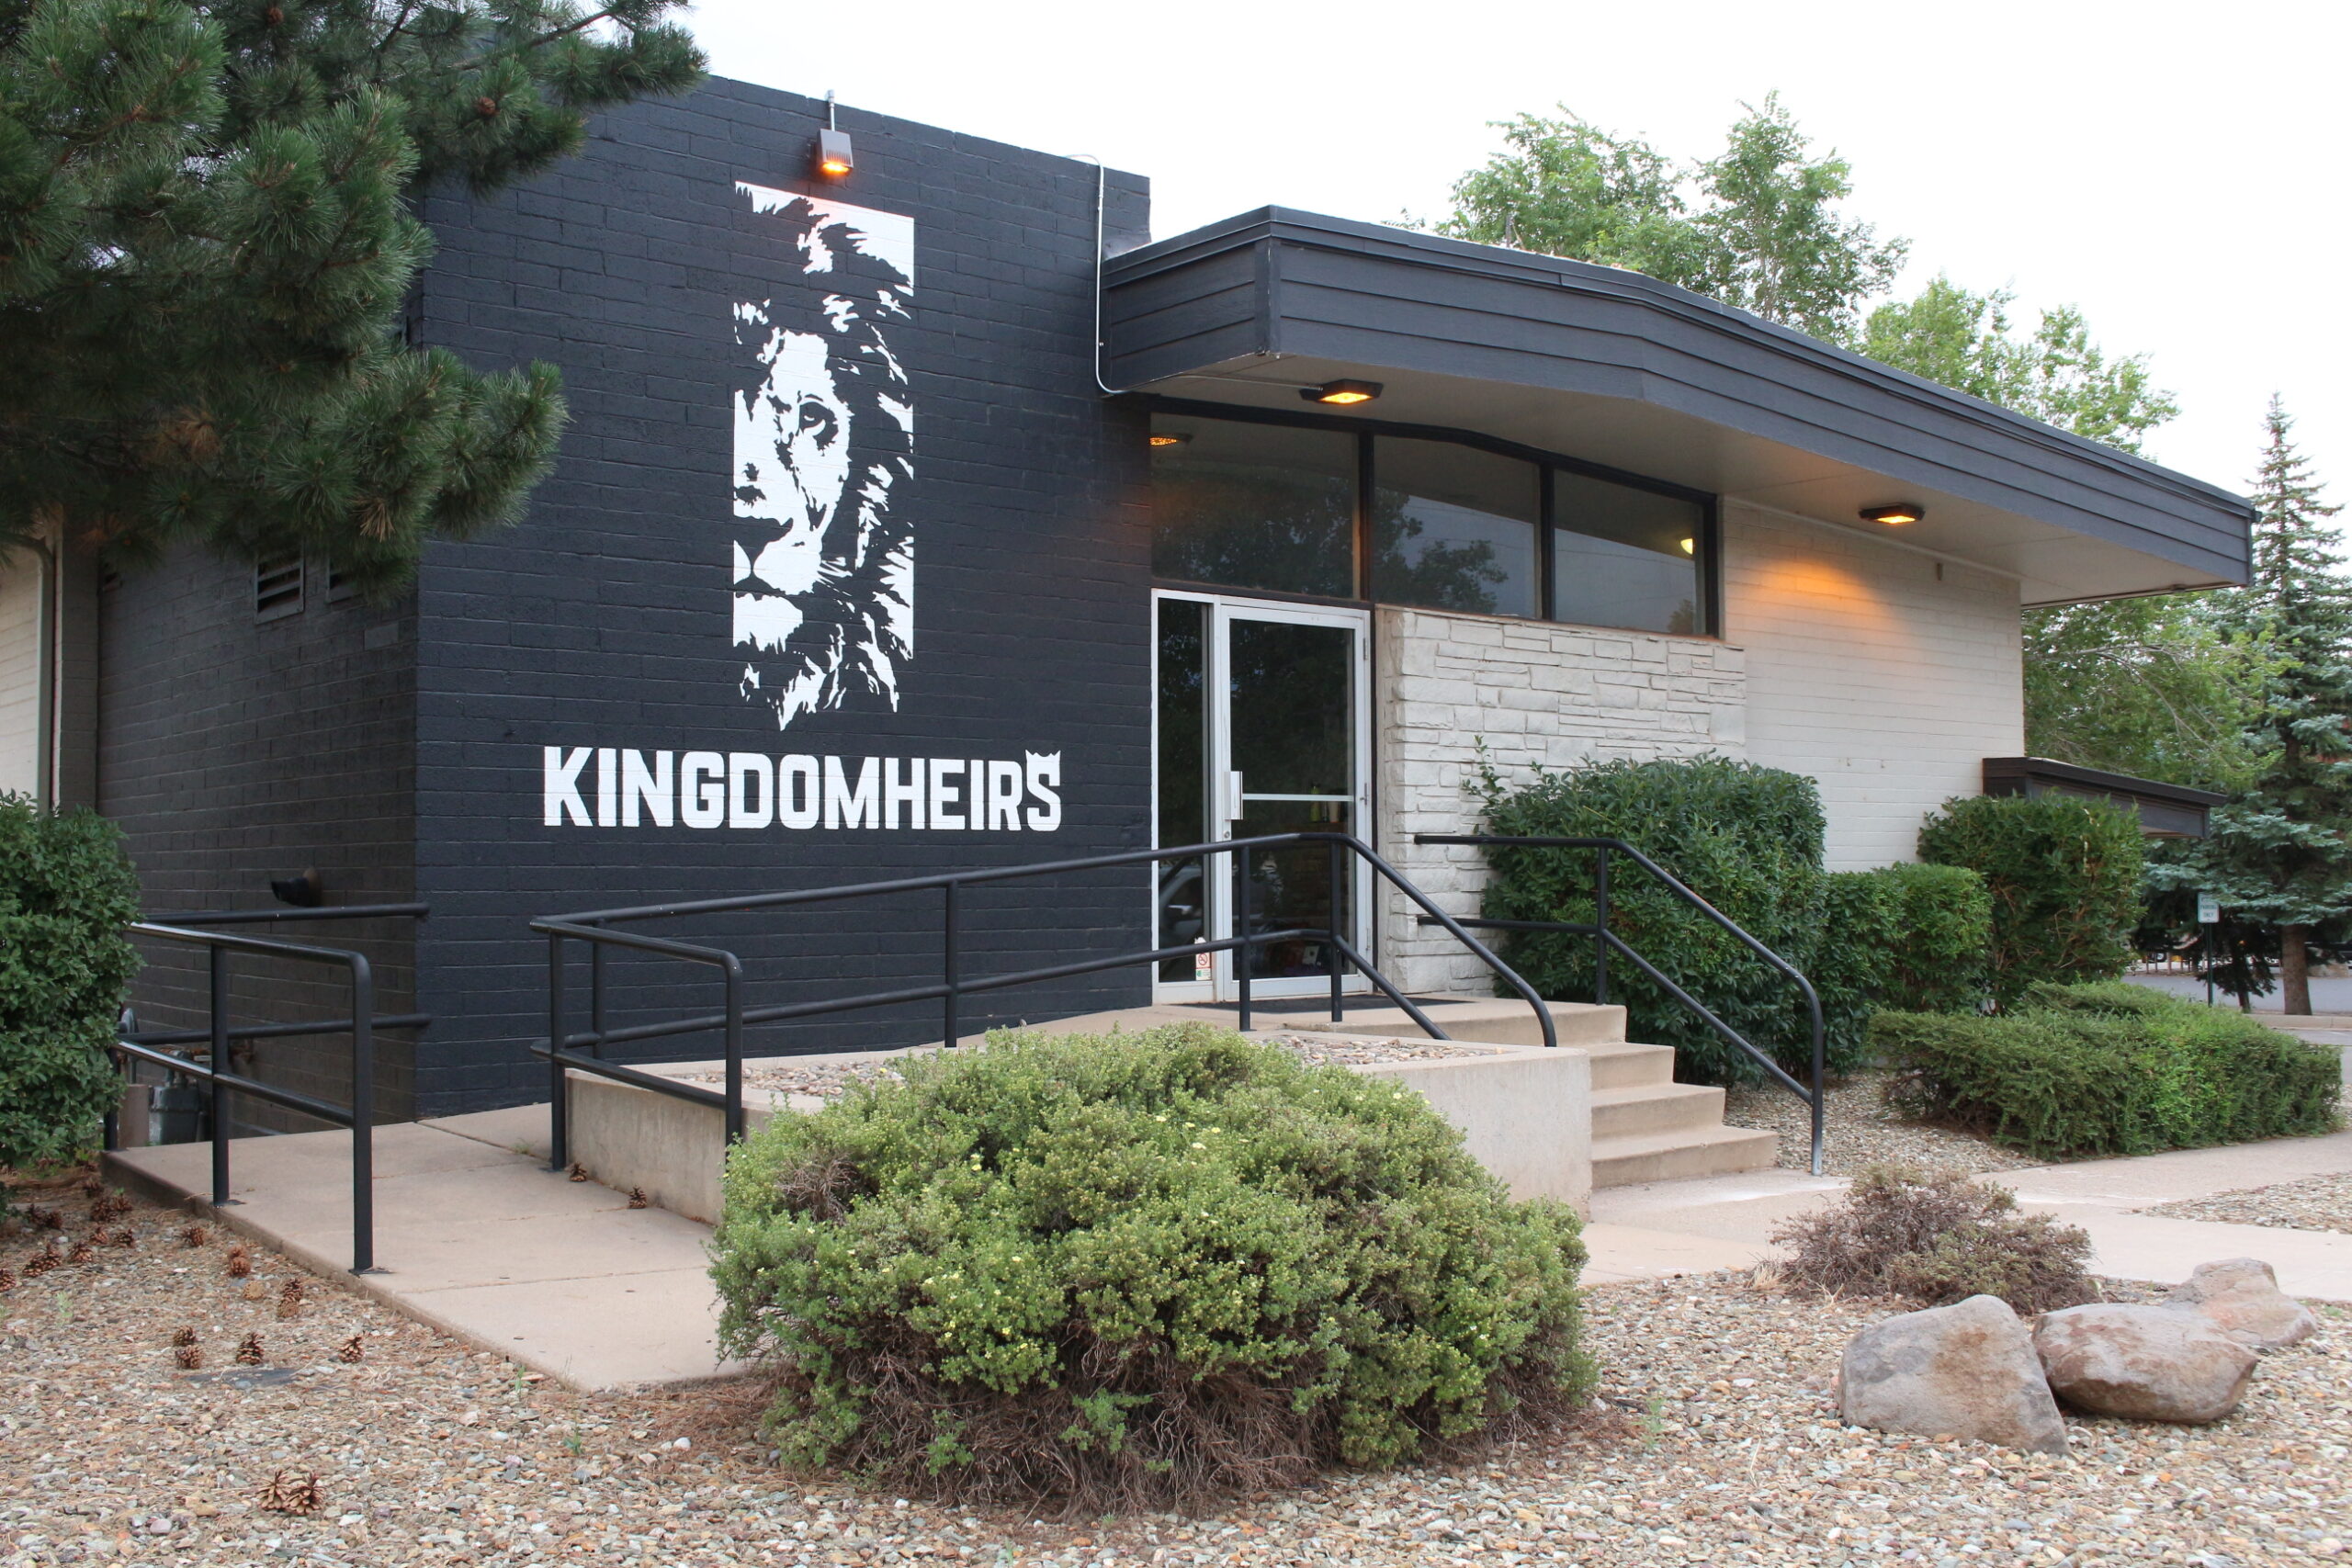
(1982, 757), (2227, 840)
(1103, 209), (2254, 587)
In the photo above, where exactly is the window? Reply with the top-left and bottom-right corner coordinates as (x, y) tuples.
(1148, 409), (1714, 637)
(1149, 415), (1356, 598)
(1371, 436), (1540, 617)
(1552, 472), (1707, 637)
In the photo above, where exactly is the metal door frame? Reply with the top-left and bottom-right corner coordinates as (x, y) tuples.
(1151, 590), (1373, 1003)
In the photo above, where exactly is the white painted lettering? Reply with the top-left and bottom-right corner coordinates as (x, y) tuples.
(883, 757), (925, 829)
(728, 752), (775, 829)
(1024, 750), (1062, 832)
(778, 755), (820, 829)
(543, 747), (593, 827)
(621, 750), (673, 828)
(929, 758), (965, 829)
(594, 749), (618, 828)
(987, 759), (1024, 831)
(825, 755), (879, 829)
(680, 751), (725, 829)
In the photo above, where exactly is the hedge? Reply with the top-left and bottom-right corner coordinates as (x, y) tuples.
(0, 795), (141, 1175)
(711, 1025), (1595, 1509)
(1873, 981), (2341, 1159)
(1917, 794), (2146, 1008)
(1473, 757), (1990, 1082)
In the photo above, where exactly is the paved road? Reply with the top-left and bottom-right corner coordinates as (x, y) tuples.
(2126, 970), (2352, 1014)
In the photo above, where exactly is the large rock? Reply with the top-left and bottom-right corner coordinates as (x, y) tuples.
(2166, 1258), (2319, 1349)
(1840, 1294), (2069, 1454)
(2033, 1303), (2257, 1422)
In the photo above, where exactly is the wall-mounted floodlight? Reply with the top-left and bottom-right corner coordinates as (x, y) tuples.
(1860, 502), (1924, 525)
(1679, 537), (1695, 556)
(1148, 432), (1190, 447)
(1303, 378), (1382, 406)
(816, 128), (854, 178)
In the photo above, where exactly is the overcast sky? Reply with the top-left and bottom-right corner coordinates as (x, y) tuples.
(688, 0), (2346, 504)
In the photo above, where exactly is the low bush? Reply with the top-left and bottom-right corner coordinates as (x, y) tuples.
(711, 1025), (1595, 1510)
(1474, 756), (1993, 1083)
(1772, 1162), (2097, 1314)
(0, 795), (141, 1178)
(1873, 982), (2342, 1160)
(1918, 794), (2146, 1008)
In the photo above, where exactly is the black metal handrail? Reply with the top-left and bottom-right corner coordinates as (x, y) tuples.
(1416, 834), (1826, 1177)
(529, 830), (1555, 1172)
(107, 906), (432, 1273)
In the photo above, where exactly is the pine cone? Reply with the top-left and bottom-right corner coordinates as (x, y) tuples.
(175, 1344), (203, 1370)
(182, 1224), (209, 1248)
(337, 1334), (366, 1364)
(235, 1333), (265, 1366)
(276, 1279), (304, 1319)
(66, 1240), (92, 1265)
(224, 1245), (251, 1278)
(170, 1325), (198, 1347)
(567, 1162), (589, 1182)
(256, 1471), (322, 1515)
(0, 1267), (16, 1292)
(627, 1187), (649, 1209)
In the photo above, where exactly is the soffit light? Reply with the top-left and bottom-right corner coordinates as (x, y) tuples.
(816, 128), (854, 179)
(1303, 378), (1383, 406)
(1679, 537), (1694, 556)
(1860, 502), (1924, 525)
(1148, 432), (1190, 447)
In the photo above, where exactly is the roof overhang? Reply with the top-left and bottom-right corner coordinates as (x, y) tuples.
(1102, 209), (2253, 606)
(1982, 756), (2228, 839)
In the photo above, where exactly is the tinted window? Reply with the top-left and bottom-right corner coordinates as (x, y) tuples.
(1150, 416), (1356, 597)
(1552, 471), (1707, 636)
(1371, 437), (1540, 617)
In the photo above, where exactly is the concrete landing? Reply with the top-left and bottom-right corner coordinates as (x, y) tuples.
(1582, 1130), (2352, 1300)
(105, 1105), (741, 1393)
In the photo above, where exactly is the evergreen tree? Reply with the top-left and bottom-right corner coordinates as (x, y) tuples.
(2159, 399), (2352, 1013)
(1435, 95), (1905, 343)
(0, 0), (701, 590)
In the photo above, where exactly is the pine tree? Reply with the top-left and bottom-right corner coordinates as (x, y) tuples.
(0, 0), (701, 590)
(2165, 398), (2352, 1012)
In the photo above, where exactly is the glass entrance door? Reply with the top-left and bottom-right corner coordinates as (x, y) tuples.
(1154, 593), (1370, 1001)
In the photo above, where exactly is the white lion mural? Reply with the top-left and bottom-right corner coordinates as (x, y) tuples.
(731, 184), (915, 728)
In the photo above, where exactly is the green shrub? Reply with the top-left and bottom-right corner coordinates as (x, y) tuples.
(1873, 982), (2341, 1159)
(0, 795), (140, 1177)
(1772, 1162), (2096, 1314)
(1474, 757), (1992, 1082)
(1917, 794), (2146, 1008)
(711, 1025), (1595, 1509)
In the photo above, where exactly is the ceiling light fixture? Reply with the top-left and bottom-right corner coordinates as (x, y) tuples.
(1860, 502), (1924, 525)
(1148, 432), (1190, 447)
(1303, 378), (1382, 406)
(1679, 537), (1694, 556)
(814, 90), (853, 178)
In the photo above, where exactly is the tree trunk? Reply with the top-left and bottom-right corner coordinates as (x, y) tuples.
(2281, 923), (2312, 1015)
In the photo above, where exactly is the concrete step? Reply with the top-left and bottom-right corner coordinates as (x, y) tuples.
(1306, 998), (1628, 1049)
(1592, 1124), (1780, 1189)
(1583, 1039), (1677, 1090)
(1591, 1082), (1727, 1140)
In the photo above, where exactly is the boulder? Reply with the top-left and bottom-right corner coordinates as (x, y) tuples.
(2033, 1303), (2257, 1422)
(1840, 1294), (2068, 1454)
(2166, 1258), (2319, 1350)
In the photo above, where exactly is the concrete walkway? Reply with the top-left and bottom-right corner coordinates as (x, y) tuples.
(1586, 1130), (2352, 1301)
(107, 1112), (2352, 1394)
(106, 1105), (741, 1393)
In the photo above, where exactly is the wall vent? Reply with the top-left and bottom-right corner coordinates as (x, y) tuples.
(254, 556), (304, 621)
(325, 559), (356, 604)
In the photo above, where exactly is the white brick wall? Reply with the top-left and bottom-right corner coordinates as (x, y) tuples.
(1374, 606), (1745, 992)
(0, 555), (40, 798)
(1726, 503), (2023, 870)
(1368, 506), (2025, 988)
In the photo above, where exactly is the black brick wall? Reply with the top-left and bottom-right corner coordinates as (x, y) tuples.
(408, 80), (1157, 1113)
(97, 549), (421, 1122)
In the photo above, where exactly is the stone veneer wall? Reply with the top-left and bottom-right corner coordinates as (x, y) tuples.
(1374, 607), (1747, 995)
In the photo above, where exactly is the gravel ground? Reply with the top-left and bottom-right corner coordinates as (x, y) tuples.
(697, 1036), (1491, 1100)
(2143, 1171), (2352, 1236)
(8, 1172), (2351, 1566)
(1724, 1071), (2041, 1176)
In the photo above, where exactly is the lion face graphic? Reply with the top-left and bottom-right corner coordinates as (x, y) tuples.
(731, 186), (914, 729)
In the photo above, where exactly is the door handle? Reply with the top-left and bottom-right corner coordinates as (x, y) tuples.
(1224, 771), (1245, 825)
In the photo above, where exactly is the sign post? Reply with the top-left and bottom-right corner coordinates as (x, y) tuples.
(2196, 893), (2222, 1006)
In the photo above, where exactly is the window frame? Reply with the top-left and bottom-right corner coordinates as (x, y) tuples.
(1147, 395), (1721, 639)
